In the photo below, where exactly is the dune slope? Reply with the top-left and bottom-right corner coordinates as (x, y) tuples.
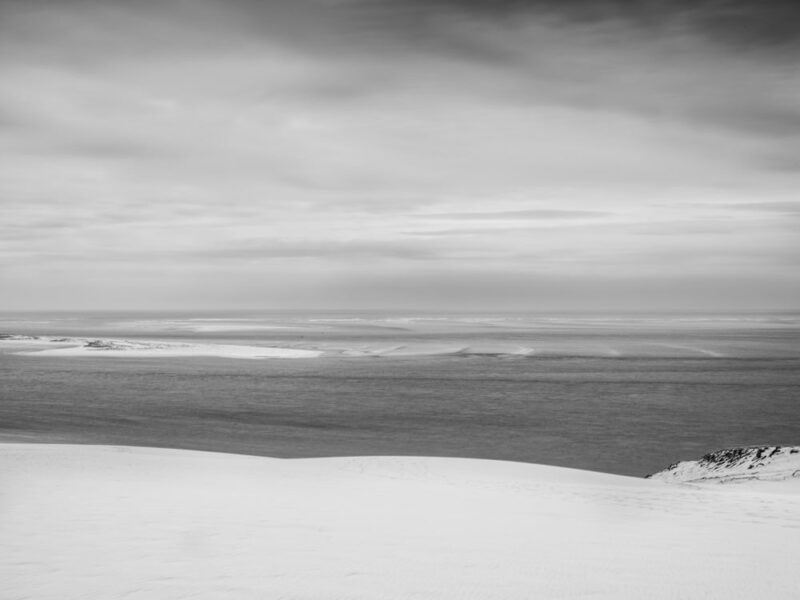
(1, 444), (799, 599)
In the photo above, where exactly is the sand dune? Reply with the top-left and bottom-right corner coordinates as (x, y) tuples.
(1, 444), (799, 599)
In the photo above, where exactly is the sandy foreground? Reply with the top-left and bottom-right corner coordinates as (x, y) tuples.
(1, 444), (799, 599)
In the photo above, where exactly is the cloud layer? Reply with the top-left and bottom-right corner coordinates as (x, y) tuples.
(1, 0), (798, 310)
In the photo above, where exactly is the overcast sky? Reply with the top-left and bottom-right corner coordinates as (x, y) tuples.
(1, 0), (798, 311)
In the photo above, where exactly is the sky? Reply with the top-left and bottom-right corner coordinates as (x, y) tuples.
(1, 0), (798, 311)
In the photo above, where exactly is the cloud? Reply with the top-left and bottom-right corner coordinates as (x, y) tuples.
(0, 0), (798, 310)
(384, 0), (800, 54)
(718, 201), (800, 214)
(179, 240), (446, 262)
(414, 209), (610, 220)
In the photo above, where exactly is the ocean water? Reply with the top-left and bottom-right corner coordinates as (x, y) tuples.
(1, 311), (799, 476)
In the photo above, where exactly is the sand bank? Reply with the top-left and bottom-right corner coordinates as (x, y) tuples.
(6, 337), (321, 359)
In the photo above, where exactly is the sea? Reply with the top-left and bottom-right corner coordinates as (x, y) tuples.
(1, 310), (798, 476)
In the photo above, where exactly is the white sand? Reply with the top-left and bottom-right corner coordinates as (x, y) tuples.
(1, 444), (799, 599)
(7, 338), (322, 359)
(0, 335), (742, 360)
